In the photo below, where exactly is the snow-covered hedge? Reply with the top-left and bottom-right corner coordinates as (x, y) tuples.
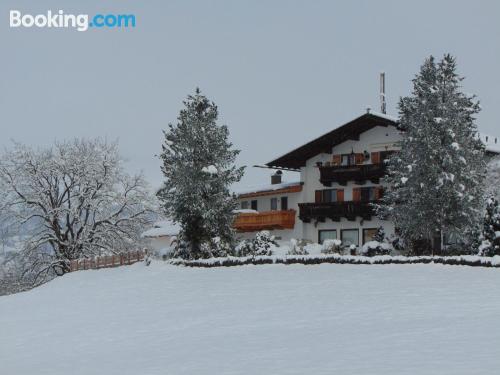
(169, 254), (500, 268)
(360, 241), (393, 257)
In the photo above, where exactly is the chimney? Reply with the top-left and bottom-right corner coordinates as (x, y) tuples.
(380, 72), (386, 114)
(271, 170), (282, 185)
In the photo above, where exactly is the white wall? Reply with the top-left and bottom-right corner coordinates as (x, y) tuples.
(237, 124), (402, 245)
(237, 189), (303, 241)
(145, 236), (176, 252)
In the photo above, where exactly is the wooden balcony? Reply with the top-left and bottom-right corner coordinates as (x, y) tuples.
(234, 210), (296, 232)
(319, 163), (386, 186)
(298, 201), (377, 222)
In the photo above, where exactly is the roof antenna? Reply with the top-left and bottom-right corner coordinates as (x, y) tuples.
(380, 72), (386, 114)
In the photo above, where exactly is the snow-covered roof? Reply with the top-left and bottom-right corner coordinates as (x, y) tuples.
(236, 181), (302, 197)
(233, 209), (259, 214)
(141, 220), (180, 238)
(479, 133), (500, 154)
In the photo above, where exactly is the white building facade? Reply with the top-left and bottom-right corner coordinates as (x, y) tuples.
(234, 111), (499, 250)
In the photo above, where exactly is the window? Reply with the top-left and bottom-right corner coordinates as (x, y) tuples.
(321, 189), (337, 203)
(341, 154), (355, 166)
(319, 230), (337, 244)
(251, 200), (258, 211)
(361, 187), (375, 202)
(315, 189), (343, 203)
(281, 196), (288, 210)
(443, 232), (459, 245)
(241, 201), (249, 209)
(341, 229), (359, 247)
(363, 228), (378, 244)
(270, 197), (278, 211)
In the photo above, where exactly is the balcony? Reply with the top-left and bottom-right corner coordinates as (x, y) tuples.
(298, 201), (377, 222)
(319, 163), (386, 186)
(234, 210), (296, 232)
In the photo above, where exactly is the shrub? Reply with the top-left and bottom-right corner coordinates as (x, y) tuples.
(361, 241), (393, 257)
(236, 231), (278, 257)
(321, 239), (342, 254)
(287, 239), (309, 255)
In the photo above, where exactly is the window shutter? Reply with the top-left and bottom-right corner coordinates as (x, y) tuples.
(336, 189), (344, 202)
(355, 153), (364, 165)
(332, 154), (341, 165)
(352, 188), (361, 202)
(371, 152), (381, 164)
(376, 187), (384, 200)
(315, 190), (322, 203)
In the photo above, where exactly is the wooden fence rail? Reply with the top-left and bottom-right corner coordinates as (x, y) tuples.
(69, 250), (146, 272)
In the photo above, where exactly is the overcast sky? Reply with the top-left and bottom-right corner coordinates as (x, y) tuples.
(1, 0), (499, 190)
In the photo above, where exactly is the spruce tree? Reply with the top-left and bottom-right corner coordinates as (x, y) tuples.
(157, 89), (245, 259)
(374, 226), (385, 243)
(378, 55), (485, 254)
(479, 196), (500, 256)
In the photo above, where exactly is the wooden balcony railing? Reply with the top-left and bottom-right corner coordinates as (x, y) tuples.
(298, 201), (377, 222)
(234, 210), (296, 232)
(319, 163), (386, 186)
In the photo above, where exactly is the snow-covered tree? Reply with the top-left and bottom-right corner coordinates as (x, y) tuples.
(0, 138), (156, 277)
(478, 196), (500, 256)
(378, 55), (486, 254)
(157, 89), (244, 259)
(373, 226), (385, 243)
(485, 156), (500, 199)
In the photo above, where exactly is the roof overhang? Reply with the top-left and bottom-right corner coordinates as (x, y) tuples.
(265, 112), (398, 170)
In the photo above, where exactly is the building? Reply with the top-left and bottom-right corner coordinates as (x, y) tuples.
(234, 110), (500, 250)
(141, 220), (179, 253)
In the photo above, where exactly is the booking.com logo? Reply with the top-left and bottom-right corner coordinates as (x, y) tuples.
(9, 10), (136, 31)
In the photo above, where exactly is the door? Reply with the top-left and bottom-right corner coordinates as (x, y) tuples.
(281, 196), (288, 210)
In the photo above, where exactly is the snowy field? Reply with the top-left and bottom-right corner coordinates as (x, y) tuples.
(1, 263), (500, 374)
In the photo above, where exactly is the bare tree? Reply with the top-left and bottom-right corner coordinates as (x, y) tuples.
(0, 138), (156, 278)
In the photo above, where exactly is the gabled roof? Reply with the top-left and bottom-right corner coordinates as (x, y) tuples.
(141, 220), (179, 238)
(236, 181), (303, 199)
(266, 112), (398, 170)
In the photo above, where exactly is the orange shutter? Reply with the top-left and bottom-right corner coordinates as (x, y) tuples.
(336, 189), (344, 202)
(352, 188), (361, 202)
(373, 186), (383, 200)
(355, 153), (364, 164)
(315, 190), (322, 203)
(378, 187), (384, 200)
(332, 154), (341, 165)
(371, 152), (381, 164)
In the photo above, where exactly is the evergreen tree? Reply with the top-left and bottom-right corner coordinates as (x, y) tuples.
(157, 89), (245, 259)
(479, 196), (500, 256)
(373, 226), (385, 243)
(378, 55), (486, 254)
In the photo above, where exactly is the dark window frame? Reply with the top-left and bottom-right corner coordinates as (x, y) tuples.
(341, 228), (359, 247)
(270, 197), (278, 211)
(251, 200), (258, 211)
(281, 196), (288, 211)
(362, 228), (378, 244)
(341, 154), (355, 166)
(318, 229), (337, 244)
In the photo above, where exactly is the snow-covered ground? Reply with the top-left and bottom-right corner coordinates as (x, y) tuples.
(1, 262), (500, 374)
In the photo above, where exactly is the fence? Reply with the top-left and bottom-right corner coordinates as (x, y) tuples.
(69, 250), (146, 272)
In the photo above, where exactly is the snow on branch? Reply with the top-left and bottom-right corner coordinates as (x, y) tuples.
(0, 138), (157, 277)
